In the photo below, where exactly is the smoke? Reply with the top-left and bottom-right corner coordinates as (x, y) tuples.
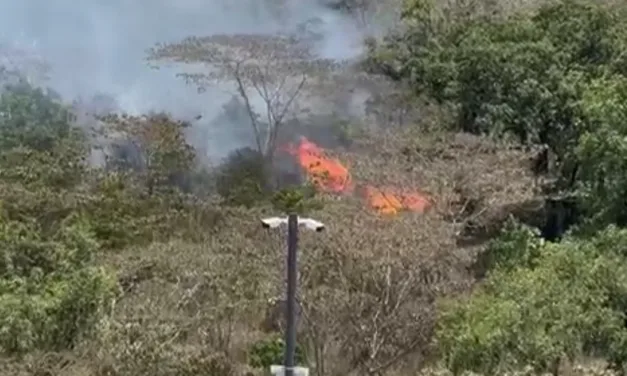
(0, 0), (378, 160)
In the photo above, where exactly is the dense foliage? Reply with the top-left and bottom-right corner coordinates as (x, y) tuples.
(4, 0), (627, 375)
(364, 0), (627, 374)
(370, 0), (627, 228)
(438, 224), (627, 375)
(0, 80), (224, 355)
(0, 82), (116, 354)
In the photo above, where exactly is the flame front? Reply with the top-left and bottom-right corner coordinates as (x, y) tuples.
(281, 137), (432, 215)
(362, 186), (431, 215)
(283, 137), (353, 193)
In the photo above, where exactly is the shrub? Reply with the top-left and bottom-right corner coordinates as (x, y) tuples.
(0, 82), (76, 152)
(248, 335), (306, 369)
(437, 226), (627, 375)
(475, 218), (544, 275)
(215, 147), (268, 208)
(575, 75), (627, 228)
(0, 214), (117, 354)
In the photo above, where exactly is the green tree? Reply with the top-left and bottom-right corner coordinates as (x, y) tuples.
(575, 75), (627, 228)
(474, 218), (544, 275)
(0, 214), (117, 353)
(373, 0), (627, 194)
(89, 112), (225, 248)
(100, 113), (196, 196)
(215, 147), (268, 207)
(0, 83), (90, 231)
(0, 82), (77, 152)
(0, 82), (117, 354)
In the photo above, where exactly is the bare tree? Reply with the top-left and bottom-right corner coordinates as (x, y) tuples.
(299, 252), (440, 376)
(284, 207), (465, 376)
(148, 34), (340, 161)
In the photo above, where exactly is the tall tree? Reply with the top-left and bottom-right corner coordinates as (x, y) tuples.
(148, 34), (338, 160)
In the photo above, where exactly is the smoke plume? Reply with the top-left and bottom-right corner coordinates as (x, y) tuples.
(0, 0), (376, 160)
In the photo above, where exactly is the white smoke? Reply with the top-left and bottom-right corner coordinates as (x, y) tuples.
(0, 0), (380, 160)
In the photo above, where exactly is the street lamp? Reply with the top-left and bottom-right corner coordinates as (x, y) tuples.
(261, 214), (325, 376)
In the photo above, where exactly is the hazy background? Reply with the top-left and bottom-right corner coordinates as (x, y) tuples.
(0, 0), (376, 160)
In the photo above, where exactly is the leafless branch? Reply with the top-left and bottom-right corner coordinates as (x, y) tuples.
(148, 33), (342, 159)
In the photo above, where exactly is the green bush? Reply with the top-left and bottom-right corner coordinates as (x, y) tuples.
(477, 218), (544, 274)
(0, 213), (117, 353)
(215, 147), (268, 207)
(436, 226), (627, 375)
(248, 335), (306, 369)
(575, 75), (627, 228)
(0, 82), (76, 152)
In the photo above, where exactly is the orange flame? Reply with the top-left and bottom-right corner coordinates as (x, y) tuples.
(281, 137), (432, 215)
(282, 136), (353, 193)
(362, 186), (431, 215)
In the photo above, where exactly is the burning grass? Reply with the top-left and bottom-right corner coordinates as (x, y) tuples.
(280, 135), (433, 215)
(287, 126), (538, 245)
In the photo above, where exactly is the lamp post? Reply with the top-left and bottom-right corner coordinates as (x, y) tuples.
(261, 214), (325, 376)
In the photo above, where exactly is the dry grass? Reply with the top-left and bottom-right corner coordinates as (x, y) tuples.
(0, 123), (600, 375)
(0, 72), (544, 375)
(337, 125), (538, 246)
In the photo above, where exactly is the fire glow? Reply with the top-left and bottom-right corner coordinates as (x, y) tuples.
(281, 137), (432, 215)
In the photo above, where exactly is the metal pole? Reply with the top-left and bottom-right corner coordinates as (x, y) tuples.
(284, 213), (299, 376)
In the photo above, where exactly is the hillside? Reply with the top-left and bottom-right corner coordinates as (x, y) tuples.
(3, 0), (627, 376)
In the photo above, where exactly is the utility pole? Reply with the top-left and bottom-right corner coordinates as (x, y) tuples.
(284, 214), (298, 376)
(261, 214), (325, 376)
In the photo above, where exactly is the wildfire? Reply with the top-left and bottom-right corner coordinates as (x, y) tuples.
(281, 137), (353, 193)
(281, 137), (432, 215)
